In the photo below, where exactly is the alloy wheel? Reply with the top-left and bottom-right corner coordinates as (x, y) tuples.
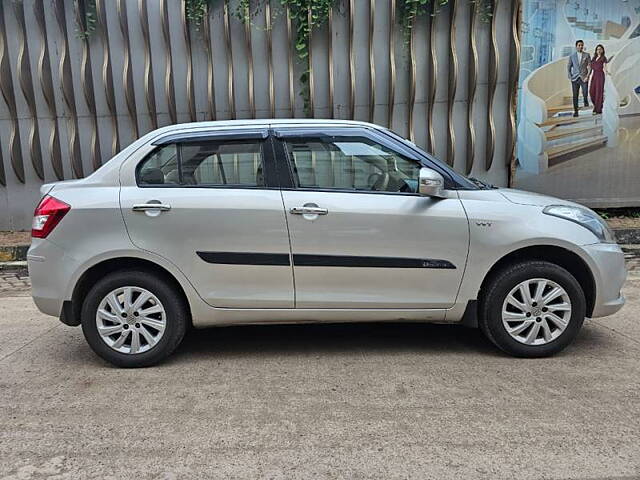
(501, 278), (572, 346)
(95, 286), (167, 354)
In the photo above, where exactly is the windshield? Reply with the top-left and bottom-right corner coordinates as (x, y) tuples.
(381, 128), (492, 190)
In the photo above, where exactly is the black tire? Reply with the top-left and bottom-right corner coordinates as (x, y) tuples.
(81, 270), (188, 367)
(478, 260), (586, 358)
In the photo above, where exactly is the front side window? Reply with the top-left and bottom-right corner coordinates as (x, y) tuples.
(284, 135), (421, 193)
(138, 139), (265, 187)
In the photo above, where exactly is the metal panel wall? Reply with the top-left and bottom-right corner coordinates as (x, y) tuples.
(0, 0), (520, 229)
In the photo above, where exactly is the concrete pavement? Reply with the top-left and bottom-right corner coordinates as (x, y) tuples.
(1, 278), (639, 479)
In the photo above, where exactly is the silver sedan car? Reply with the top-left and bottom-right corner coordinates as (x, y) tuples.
(28, 120), (626, 367)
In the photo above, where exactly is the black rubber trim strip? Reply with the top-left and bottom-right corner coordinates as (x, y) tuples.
(196, 252), (290, 266)
(197, 252), (456, 269)
(293, 254), (456, 269)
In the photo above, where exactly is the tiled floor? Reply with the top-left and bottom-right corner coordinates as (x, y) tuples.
(624, 246), (640, 275)
(0, 268), (30, 297)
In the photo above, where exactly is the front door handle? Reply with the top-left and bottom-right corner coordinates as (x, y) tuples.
(132, 203), (172, 212)
(290, 206), (328, 216)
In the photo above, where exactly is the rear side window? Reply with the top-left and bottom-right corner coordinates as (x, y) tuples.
(138, 144), (179, 185)
(138, 140), (265, 187)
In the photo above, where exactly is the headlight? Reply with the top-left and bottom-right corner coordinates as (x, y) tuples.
(543, 205), (616, 243)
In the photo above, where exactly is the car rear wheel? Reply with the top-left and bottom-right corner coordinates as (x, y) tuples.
(81, 270), (188, 367)
(479, 260), (586, 357)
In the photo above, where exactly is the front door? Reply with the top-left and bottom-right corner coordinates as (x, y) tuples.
(275, 128), (469, 309)
(120, 130), (294, 308)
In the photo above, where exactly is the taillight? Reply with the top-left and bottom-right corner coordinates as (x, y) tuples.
(32, 195), (71, 238)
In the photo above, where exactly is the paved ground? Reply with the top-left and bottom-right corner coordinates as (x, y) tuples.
(0, 273), (639, 479)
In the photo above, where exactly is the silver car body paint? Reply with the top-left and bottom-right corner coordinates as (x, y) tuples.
(28, 120), (626, 328)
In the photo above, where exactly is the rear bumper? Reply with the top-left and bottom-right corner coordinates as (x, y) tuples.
(28, 238), (76, 318)
(582, 242), (627, 318)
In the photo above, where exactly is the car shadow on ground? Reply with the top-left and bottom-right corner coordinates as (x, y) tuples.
(163, 319), (617, 365)
(168, 322), (505, 363)
(55, 319), (616, 368)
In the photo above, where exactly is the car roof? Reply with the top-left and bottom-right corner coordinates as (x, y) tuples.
(159, 118), (381, 130)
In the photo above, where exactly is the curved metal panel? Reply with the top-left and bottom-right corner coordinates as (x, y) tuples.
(369, 0), (375, 123)
(54, 0), (82, 179)
(75, 0), (103, 170)
(223, 0), (236, 119)
(427, 2), (437, 153)
(446, 0), (458, 167)
(307, 8), (314, 118)
(387, 0), (396, 129)
(202, 3), (216, 120)
(117, 0), (139, 139)
(245, 3), (255, 118)
(466, 0), (478, 174)
(507, 0), (521, 170)
(34, 1), (64, 181)
(327, 6), (334, 119)
(408, 17), (416, 141)
(286, 6), (295, 117)
(181, 0), (196, 122)
(138, 0), (158, 130)
(0, 137), (4, 186)
(0, 1), (21, 184)
(14, 0), (44, 180)
(96, 0), (120, 156)
(265, 0), (275, 118)
(161, 0), (177, 124)
(485, 0), (499, 171)
(348, 0), (355, 119)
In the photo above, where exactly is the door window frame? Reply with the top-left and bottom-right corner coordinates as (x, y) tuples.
(272, 127), (461, 196)
(136, 129), (282, 190)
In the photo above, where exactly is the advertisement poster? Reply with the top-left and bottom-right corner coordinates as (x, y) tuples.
(515, 0), (640, 207)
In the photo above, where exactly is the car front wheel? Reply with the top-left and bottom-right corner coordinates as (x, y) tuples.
(81, 270), (188, 367)
(479, 260), (586, 357)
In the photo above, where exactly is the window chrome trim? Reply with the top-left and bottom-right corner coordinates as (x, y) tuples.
(279, 186), (424, 198)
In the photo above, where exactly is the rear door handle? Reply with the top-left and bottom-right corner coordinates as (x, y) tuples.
(290, 206), (328, 216)
(132, 203), (172, 212)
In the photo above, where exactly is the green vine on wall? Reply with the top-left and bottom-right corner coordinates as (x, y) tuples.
(398, 0), (441, 44)
(75, 0), (97, 40)
(473, 0), (494, 23)
(185, 0), (225, 31)
(398, 0), (492, 43)
(235, 0), (254, 22)
(280, 0), (337, 115)
(182, 0), (495, 117)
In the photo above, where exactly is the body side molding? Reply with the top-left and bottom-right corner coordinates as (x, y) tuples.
(197, 252), (456, 269)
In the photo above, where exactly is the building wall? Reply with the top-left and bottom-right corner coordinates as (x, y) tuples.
(0, 0), (520, 230)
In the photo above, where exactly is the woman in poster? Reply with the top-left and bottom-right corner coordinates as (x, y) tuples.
(589, 44), (608, 115)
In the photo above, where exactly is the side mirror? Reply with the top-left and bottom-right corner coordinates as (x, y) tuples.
(418, 167), (446, 198)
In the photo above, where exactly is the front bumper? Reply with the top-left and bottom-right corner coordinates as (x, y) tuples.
(582, 242), (627, 318)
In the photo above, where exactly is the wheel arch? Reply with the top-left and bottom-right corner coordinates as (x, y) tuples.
(63, 257), (193, 327)
(478, 245), (596, 318)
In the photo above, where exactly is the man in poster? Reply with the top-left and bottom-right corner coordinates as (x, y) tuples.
(567, 40), (591, 117)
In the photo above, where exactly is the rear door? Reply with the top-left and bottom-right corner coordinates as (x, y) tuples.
(274, 127), (469, 309)
(120, 130), (294, 308)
